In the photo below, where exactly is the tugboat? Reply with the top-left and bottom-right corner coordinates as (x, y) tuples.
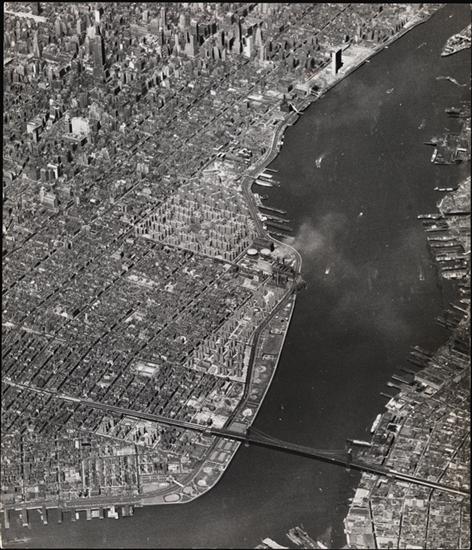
(445, 106), (461, 117)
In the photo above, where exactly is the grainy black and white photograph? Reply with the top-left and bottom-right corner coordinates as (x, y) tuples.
(1, 2), (470, 549)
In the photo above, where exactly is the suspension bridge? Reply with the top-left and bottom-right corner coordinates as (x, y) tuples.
(3, 378), (469, 498)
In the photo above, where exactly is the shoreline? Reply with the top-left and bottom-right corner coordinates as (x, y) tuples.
(151, 0), (445, 510)
(344, 175), (470, 549)
(0, 4), (448, 532)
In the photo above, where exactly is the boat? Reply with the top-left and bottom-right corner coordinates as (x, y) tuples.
(315, 155), (323, 168)
(348, 439), (372, 447)
(386, 87), (394, 94)
(370, 413), (381, 433)
(6, 538), (32, 545)
(324, 264), (331, 276)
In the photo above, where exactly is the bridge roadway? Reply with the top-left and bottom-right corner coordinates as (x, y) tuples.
(4, 378), (469, 498)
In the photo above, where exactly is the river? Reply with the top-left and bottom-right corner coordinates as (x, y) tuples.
(3, 4), (471, 549)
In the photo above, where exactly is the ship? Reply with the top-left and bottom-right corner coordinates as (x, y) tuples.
(347, 439), (372, 447)
(287, 526), (318, 549)
(417, 213), (441, 220)
(5, 537), (32, 545)
(418, 264), (425, 281)
(445, 106), (461, 116)
(370, 413), (382, 433)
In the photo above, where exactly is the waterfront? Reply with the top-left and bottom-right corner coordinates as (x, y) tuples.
(3, 4), (471, 549)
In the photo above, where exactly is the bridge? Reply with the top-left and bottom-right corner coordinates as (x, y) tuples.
(3, 378), (469, 498)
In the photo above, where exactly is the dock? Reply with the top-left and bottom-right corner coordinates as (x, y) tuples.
(269, 231), (291, 240)
(266, 221), (293, 233)
(259, 205), (287, 215)
(263, 213), (290, 224)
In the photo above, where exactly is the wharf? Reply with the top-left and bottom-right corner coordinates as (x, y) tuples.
(266, 221), (293, 233)
(269, 231), (292, 241)
(262, 213), (290, 224)
(258, 176), (281, 186)
(260, 205), (288, 215)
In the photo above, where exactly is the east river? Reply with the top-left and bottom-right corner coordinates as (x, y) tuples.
(4, 4), (471, 549)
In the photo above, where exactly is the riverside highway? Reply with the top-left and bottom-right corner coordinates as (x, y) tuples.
(3, 378), (469, 499)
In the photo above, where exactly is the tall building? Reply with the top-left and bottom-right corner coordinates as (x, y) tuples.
(94, 8), (102, 25)
(331, 47), (343, 75)
(160, 6), (167, 29)
(32, 30), (41, 58)
(93, 34), (105, 77)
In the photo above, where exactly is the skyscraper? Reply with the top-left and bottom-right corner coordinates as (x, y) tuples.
(93, 33), (105, 77)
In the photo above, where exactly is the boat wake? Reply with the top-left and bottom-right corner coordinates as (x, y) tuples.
(436, 75), (467, 87)
(315, 153), (325, 168)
